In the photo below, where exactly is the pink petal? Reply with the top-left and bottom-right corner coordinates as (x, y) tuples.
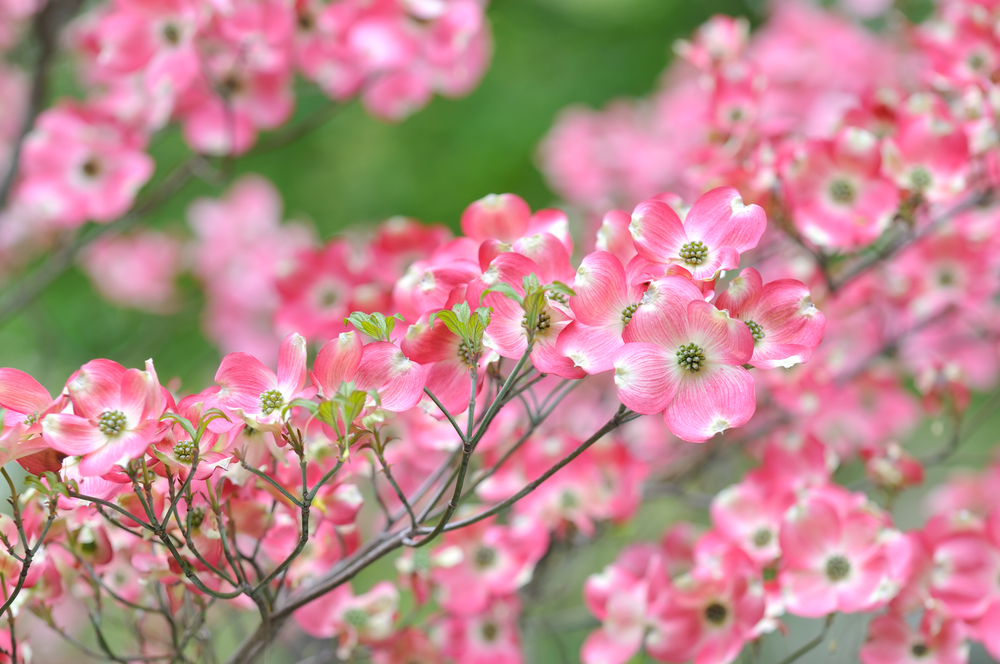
(612, 343), (679, 415)
(530, 336), (586, 380)
(687, 245), (741, 281)
(277, 333), (308, 397)
(686, 300), (754, 367)
(314, 332), (364, 397)
(629, 199), (688, 265)
(67, 359), (128, 419)
(512, 232), (574, 283)
(582, 627), (644, 664)
(0, 369), (53, 416)
(557, 322), (624, 375)
(755, 280), (826, 347)
(423, 359), (475, 415)
(571, 251), (631, 327)
(482, 292), (529, 360)
(684, 186), (767, 253)
(119, 368), (155, 424)
(623, 276), (703, 348)
(781, 568), (839, 617)
(714, 267), (763, 317)
(355, 342), (427, 412)
(528, 208), (573, 254)
(460, 193), (531, 243)
(401, 321), (460, 364)
(780, 496), (842, 568)
(41, 413), (106, 455)
(78, 421), (160, 477)
(215, 352), (277, 413)
(980, 602), (1000, 660)
(751, 342), (813, 370)
(663, 364), (755, 442)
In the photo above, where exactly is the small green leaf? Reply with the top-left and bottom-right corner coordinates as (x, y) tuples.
(161, 413), (197, 441)
(547, 281), (577, 297)
(483, 282), (523, 304)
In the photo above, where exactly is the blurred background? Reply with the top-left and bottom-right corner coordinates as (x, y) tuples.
(3, 0), (998, 661)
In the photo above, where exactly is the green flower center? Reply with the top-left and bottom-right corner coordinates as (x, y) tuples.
(679, 240), (709, 266)
(746, 320), (765, 342)
(621, 303), (639, 324)
(522, 311), (552, 332)
(481, 621), (499, 642)
(474, 546), (497, 569)
(911, 643), (929, 658)
(23, 412), (38, 426)
(829, 178), (856, 204)
(825, 555), (851, 582)
(704, 602), (728, 625)
(752, 528), (772, 548)
(259, 389), (283, 416)
(910, 167), (932, 191)
(676, 343), (706, 373)
(98, 410), (127, 436)
(162, 23), (180, 44)
(548, 292), (568, 305)
(189, 506), (205, 530)
(457, 341), (480, 367)
(173, 440), (196, 463)
(343, 608), (368, 628)
(81, 158), (102, 179)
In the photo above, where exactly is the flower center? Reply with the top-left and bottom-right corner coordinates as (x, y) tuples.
(23, 412), (38, 426)
(481, 621), (499, 642)
(621, 303), (639, 324)
(189, 506), (205, 529)
(522, 311), (552, 332)
(825, 555), (851, 582)
(220, 73), (245, 96)
(704, 602), (728, 625)
(343, 608), (368, 628)
(259, 389), (284, 416)
(162, 23), (180, 44)
(296, 10), (315, 31)
(474, 546), (497, 569)
(456, 341), (480, 367)
(98, 410), (127, 436)
(910, 167), (932, 191)
(752, 528), (772, 548)
(676, 343), (706, 373)
(746, 320), (765, 342)
(911, 643), (929, 658)
(828, 178), (856, 204)
(679, 240), (709, 266)
(173, 440), (196, 463)
(81, 158), (102, 179)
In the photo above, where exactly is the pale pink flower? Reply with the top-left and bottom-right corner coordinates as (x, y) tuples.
(79, 231), (183, 313)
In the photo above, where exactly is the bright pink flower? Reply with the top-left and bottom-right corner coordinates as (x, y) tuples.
(16, 102), (154, 227)
(646, 541), (765, 664)
(629, 187), (766, 281)
(612, 275), (755, 442)
(582, 545), (664, 664)
(711, 476), (795, 566)
(440, 595), (523, 664)
(431, 516), (548, 614)
(312, 330), (425, 413)
(42, 359), (167, 477)
(779, 127), (900, 250)
(860, 612), (968, 664)
(556, 251), (649, 375)
(149, 395), (232, 481)
(779, 484), (898, 617)
(212, 332), (310, 432)
(715, 267), (826, 370)
(881, 103), (970, 203)
(481, 253), (584, 379)
(293, 582), (398, 659)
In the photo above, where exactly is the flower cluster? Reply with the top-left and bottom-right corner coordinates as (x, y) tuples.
(0, 0), (492, 251)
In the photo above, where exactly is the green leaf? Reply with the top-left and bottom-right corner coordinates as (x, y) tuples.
(345, 311), (405, 342)
(483, 282), (522, 304)
(547, 281), (577, 297)
(160, 412), (197, 441)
